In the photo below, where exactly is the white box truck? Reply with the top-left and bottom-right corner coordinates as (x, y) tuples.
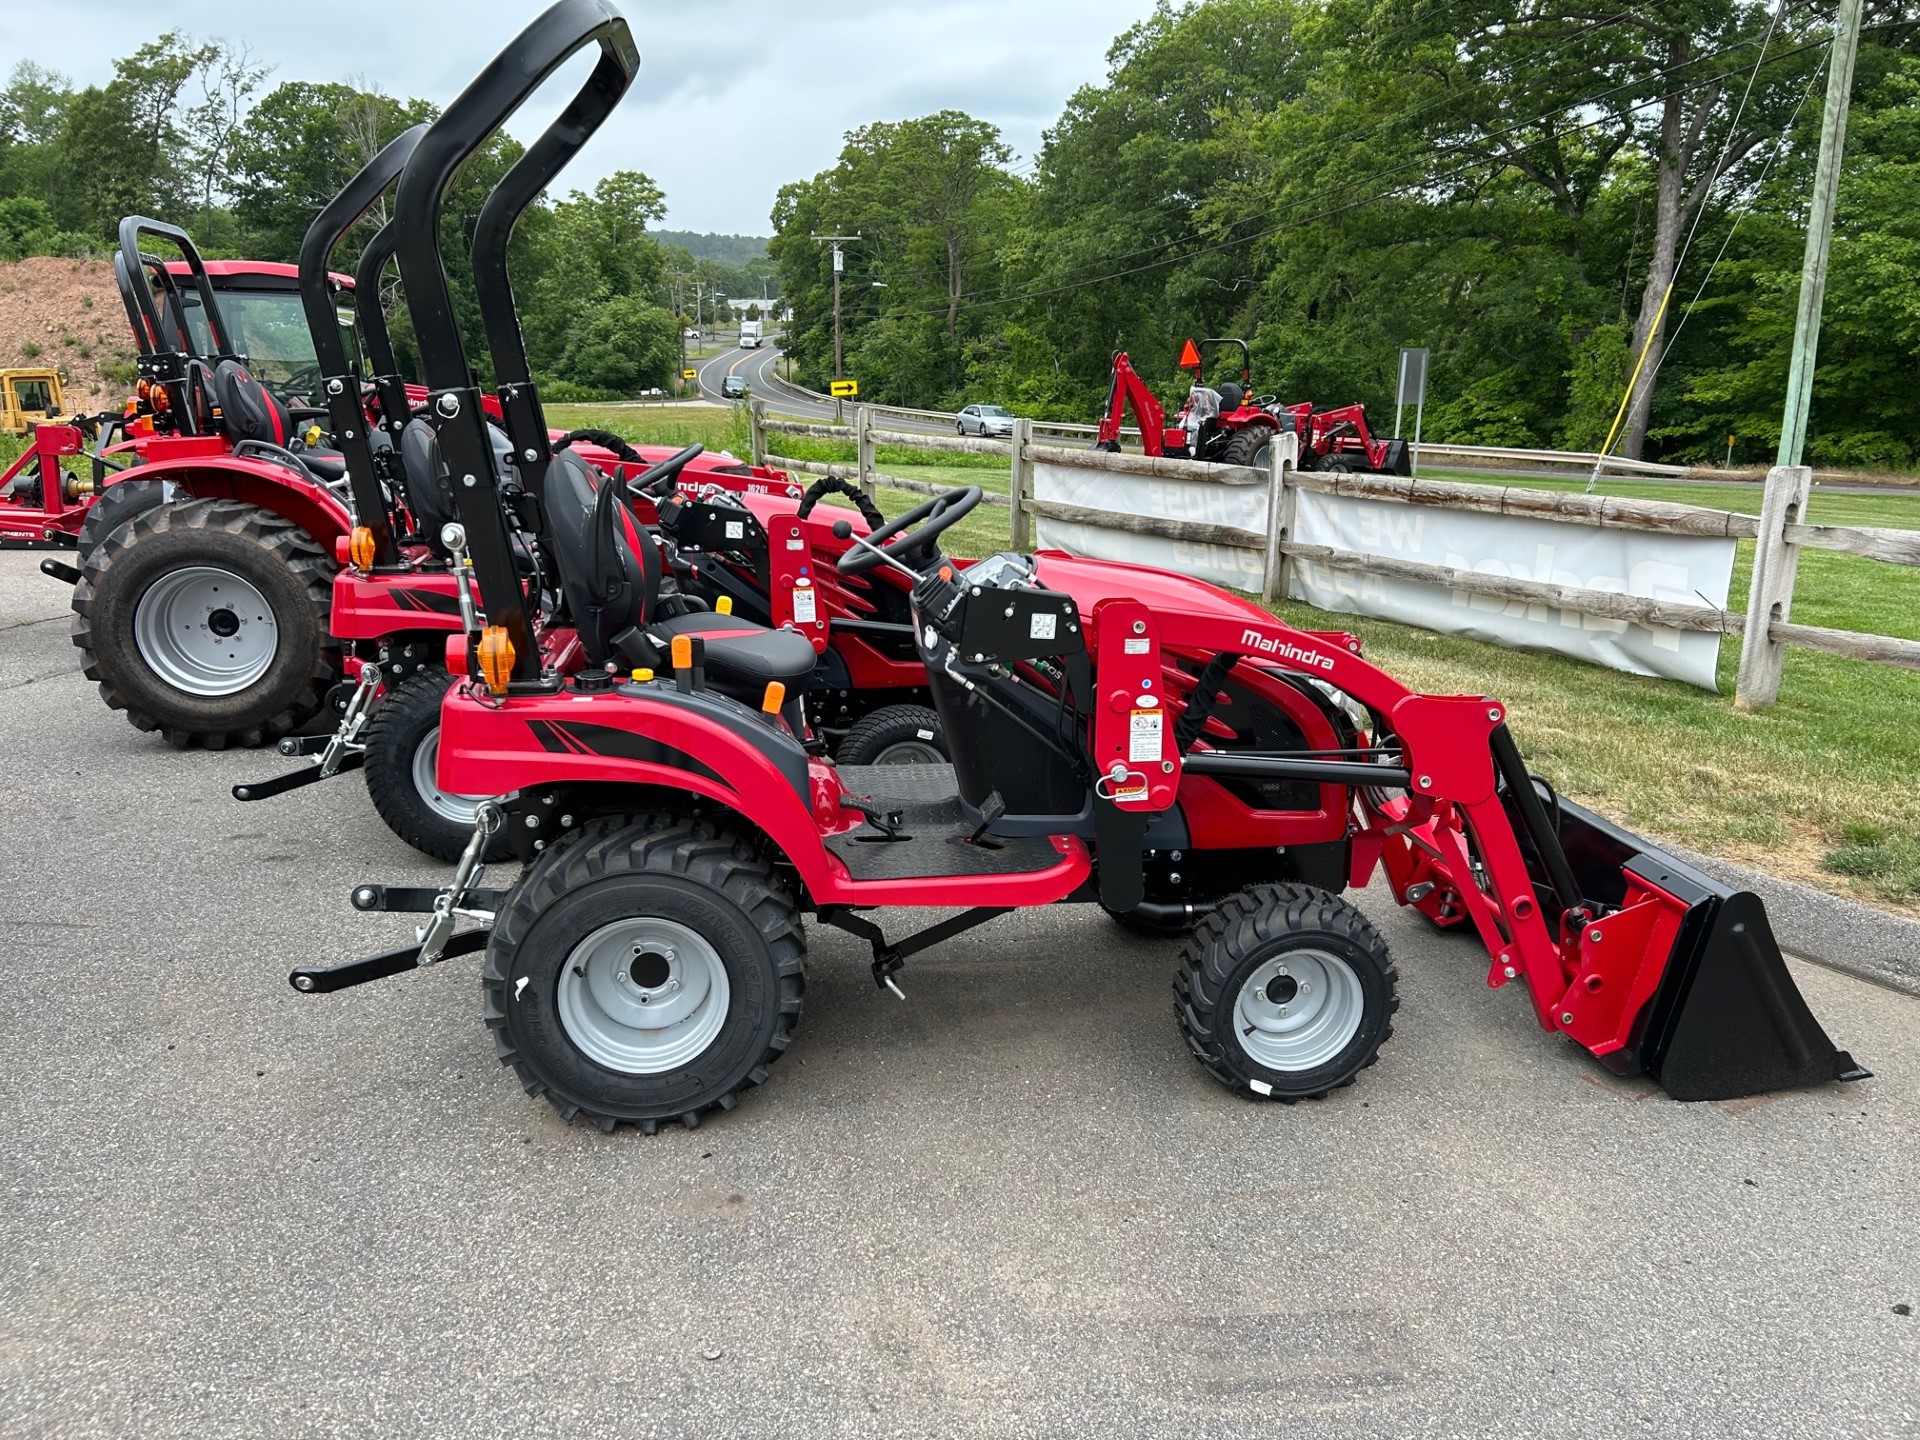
(739, 319), (763, 349)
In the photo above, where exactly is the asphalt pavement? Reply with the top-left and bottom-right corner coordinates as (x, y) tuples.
(1, 549), (1916, 1439)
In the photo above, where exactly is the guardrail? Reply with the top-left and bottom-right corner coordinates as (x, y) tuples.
(748, 398), (1919, 702)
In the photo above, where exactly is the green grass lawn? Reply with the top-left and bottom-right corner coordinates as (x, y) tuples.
(552, 404), (1920, 913)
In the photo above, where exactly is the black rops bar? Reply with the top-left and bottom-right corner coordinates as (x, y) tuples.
(117, 216), (235, 361)
(1182, 750), (1414, 789)
(296, 123), (427, 569)
(472, 38), (636, 515)
(352, 224), (416, 456)
(1509, 787), (1865, 1101)
(393, 0), (641, 683)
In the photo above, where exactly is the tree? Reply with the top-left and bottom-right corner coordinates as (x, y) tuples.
(559, 293), (678, 393)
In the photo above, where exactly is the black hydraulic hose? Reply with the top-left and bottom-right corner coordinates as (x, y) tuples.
(555, 429), (645, 464)
(796, 475), (885, 530)
(1488, 723), (1584, 918)
(1183, 751), (1414, 787)
(1175, 652), (1241, 753)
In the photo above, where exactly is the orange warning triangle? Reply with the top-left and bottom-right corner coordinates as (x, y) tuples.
(1177, 338), (1203, 372)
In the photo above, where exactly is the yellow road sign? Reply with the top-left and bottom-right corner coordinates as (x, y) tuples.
(682, 368), (698, 380)
(830, 379), (859, 398)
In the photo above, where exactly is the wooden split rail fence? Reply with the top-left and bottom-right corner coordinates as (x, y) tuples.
(748, 399), (1920, 706)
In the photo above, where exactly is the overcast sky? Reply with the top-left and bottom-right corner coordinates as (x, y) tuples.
(4, 0), (1162, 235)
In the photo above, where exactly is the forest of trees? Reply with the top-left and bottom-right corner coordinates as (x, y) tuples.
(0, 38), (759, 398)
(772, 0), (1920, 467)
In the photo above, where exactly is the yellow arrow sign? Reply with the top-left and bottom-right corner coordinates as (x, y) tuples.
(830, 379), (859, 398)
(682, 368), (698, 380)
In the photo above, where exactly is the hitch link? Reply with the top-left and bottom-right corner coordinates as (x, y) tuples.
(416, 801), (503, 965)
(314, 661), (382, 776)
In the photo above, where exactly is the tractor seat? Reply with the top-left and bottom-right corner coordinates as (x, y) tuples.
(299, 448), (348, 483)
(646, 611), (817, 691)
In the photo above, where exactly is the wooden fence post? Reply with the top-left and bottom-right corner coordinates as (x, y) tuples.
(1262, 430), (1299, 606)
(854, 404), (876, 505)
(1009, 417), (1033, 550)
(748, 396), (765, 467)
(1734, 463), (1813, 709)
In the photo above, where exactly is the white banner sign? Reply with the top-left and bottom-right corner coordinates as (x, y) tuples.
(1288, 490), (1734, 690)
(1032, 461), (1268, 594)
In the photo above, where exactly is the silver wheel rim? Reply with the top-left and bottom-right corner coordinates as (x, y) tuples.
(556, 917), (732, 1075)
(872, 738), (944, 765)
(1233, 948), (1364, 1072)
(132, 566), (277, 696)
(410, 725), (490, 826)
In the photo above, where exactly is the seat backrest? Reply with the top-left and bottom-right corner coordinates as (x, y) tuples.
(545, 449), (661, 666)
(399, 417), (458, 556)
(212, 359), (292, 447)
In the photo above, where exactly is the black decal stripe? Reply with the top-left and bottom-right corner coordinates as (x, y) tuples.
(550, 720), (732, 790)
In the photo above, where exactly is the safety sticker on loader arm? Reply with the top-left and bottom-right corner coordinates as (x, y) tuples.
(1129, 707), (1163, 763)
(792, 583), (817, 624)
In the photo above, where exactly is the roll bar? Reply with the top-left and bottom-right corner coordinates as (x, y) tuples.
(472, 26), (638, 505)
(352, 222), (403, 382)
(117, 217), (234, 360)
(296, 123), (428, 567)
(392, 0), (640, 683)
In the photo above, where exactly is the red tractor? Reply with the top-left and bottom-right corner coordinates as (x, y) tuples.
(1095, 338), (1412, 475)
(292, 0), (1863, 1136)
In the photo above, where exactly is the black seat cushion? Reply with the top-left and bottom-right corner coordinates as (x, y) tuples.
(399, 418), (458, 553)
(648, 610), (817, 689)
(300, 447), (348, 483)
(212, 359), (294, 447)
(546, 448), (657, 667)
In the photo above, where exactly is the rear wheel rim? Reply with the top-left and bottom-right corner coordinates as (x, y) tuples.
(557, 917), (732, 1075)
(872, 738), (944, 765)
(1233, 949), (1364, 1072)
(410, 725), (489, 826)
(132, 565), (277, 696)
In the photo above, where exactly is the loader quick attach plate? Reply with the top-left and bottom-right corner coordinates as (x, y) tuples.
(829, 763), (1069, 881)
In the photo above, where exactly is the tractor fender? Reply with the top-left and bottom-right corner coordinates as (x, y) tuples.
(124, 455), (351, 548)
(438, 683), (842, 895)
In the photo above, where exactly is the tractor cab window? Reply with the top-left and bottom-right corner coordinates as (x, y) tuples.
(11, 379), (53, 412)
(180, 288), (362, 401)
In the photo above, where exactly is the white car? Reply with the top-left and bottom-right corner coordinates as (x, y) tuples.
(957, 403), (1015, 438)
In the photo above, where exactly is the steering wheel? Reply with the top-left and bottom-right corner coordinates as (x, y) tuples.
(623, 443), (705, 499)
(834, 485), (981, 576)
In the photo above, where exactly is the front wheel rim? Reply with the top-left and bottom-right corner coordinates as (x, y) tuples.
(556, 917), (733, 1075)
(411, 725), (491, 825)
(132, 565), (278, 696)
(1233, 948), (1364, 1072)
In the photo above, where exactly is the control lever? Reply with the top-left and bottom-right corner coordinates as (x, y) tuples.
(839, 794), (906, 841)
(965, 791), (1006, 847)
(830, 518), (922, 581)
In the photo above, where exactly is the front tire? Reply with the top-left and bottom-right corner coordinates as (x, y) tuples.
(1218, 425), (1276, 471)
(482, 814), (807, 1133)
(834, 703), (947, 766)
(1175, 883), (1398, 1102)
(361, 670), (510, 863)
(74, 477), (166, 566)
(72, 497), (336, 749)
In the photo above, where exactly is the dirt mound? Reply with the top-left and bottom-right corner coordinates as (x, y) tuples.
(0, 257), (128, 410)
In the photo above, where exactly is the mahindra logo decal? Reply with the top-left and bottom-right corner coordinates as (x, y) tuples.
(1239, 628), (1336, 671)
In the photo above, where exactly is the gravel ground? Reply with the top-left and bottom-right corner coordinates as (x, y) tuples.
(2, 550), (1915, 1439)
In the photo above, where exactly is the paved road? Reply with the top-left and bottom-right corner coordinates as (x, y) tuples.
(1, 550), (1915, 1438)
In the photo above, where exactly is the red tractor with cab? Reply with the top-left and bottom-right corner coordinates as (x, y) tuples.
(291, 0), (1864, 1137)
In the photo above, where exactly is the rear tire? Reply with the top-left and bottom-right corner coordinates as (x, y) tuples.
(1218, 425), (1276, 471)
(71, 498), (336, 749)
(482, 814), (807, 1133)
(835, 703), (947, 766)
(1175, 883), (1398, 1102)
(74, 477), (165, 566)
(361, 670), (510, 863)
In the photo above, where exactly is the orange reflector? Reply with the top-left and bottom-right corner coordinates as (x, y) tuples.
(150, 384), (170, 413)
(1177, 338), (1203, 372)
(670, 634), (693, 670)
(445, 634), (468, 677)
(136, 378), (151, 403)
(715, 595), (732, 615)
(348, 526), (376, 570)
(476, 626), (515, 695)
(761, 681), (786, 715)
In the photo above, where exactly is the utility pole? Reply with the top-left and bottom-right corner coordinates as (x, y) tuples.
(1736, 0), (1863, 709)
(812, 234), (860, 380)
(1775, 0), (1864, 470)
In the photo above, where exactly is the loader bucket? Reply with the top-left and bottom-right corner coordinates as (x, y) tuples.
(1502, 773), (1867, 1101)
